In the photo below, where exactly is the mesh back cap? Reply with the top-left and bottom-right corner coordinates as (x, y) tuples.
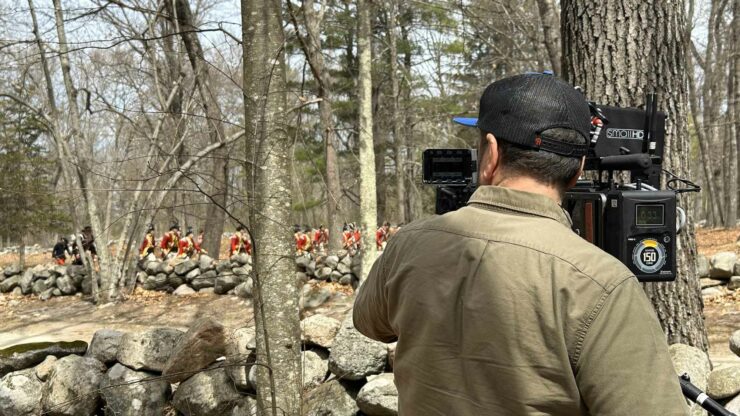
(477, 74), (590, 157)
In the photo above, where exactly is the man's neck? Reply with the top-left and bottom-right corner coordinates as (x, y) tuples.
(494, 176), (562, 204)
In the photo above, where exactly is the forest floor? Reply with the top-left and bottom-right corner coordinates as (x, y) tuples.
(0, 228), (738, 368)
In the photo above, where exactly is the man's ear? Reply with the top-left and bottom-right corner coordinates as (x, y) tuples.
(479, 132), (499, 185)
(566, 156), (586, 189)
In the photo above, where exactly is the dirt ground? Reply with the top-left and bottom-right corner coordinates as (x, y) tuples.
(0, 228), (738, 368)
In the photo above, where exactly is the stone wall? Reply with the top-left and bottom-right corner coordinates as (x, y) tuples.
(698, 252), (740, 296)
(0, 250), (360, 300)
(1, 312), (739, 415)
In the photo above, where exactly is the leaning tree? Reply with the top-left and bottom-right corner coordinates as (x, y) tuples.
(562, 0), (707, 349)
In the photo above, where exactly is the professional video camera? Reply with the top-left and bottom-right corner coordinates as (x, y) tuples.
(423, 93), (700, 283)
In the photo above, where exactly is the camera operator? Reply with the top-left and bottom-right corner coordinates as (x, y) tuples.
(353, 74), (687, 415)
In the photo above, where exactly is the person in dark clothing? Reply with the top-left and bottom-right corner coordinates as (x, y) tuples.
(52, 237), (69, 265)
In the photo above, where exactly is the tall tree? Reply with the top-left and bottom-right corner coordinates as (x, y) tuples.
(562, 0), (708, 349)
(387, 0), (406, 224)
(288, 0), (344, 251)
(359, 0), (378, 279)
(243, 0), (301, 413)
(165, 0), (229, 257)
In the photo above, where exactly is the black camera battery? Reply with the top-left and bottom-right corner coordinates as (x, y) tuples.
(602, 190), (676, 282)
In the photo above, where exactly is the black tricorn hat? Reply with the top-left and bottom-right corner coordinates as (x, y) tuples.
(147, 223), (155, 232)
(170, 222), (180, 231)
(236, 225), (245, 232)
(186, 227), (194, 236)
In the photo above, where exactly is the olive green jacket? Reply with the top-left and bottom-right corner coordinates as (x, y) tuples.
(354, 186), (688, 416)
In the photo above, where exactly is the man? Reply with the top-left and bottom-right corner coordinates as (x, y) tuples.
(230, 225), (252, 256)
(376, 221), (390, 251)
(160, 223), (180, 259)
(177, 227), (201, 258)
(80, 226), (99, 271)
(139, 224), (156, 259)
(52, 236), (69, 265)
(313, 224), (328, 253)
(354, 74), (687, 415)
(352, 223), (361, 251)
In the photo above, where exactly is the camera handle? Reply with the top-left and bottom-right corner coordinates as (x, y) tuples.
(679, 374), (737, 416)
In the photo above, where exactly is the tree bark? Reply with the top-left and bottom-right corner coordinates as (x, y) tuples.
(166, 0), (229, 258)
(243, 0), (301, 414)
(359, 0), (378, 280)
(562, 0), (708, 350)
(726, 0), (740, 227)
(401, 11), (417, 222)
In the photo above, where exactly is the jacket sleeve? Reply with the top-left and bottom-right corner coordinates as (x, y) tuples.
(575, 278), (689, 416)
(353, 252), (397, 343)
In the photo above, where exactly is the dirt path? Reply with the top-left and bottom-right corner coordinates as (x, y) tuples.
(0, 288), (353, 349)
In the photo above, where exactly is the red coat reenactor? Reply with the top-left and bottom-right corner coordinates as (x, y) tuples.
(295, 225), (311, 254)
(313, 225), (328, 252)
(342, 223), (354, 250)
(139, 224), (156, 259)
(376, 222), (390, 251)
(160, 223), (180, 259)
(177, 228), (202, 258)
(353, 223), (361, 250)
(230, 225), (252, 256)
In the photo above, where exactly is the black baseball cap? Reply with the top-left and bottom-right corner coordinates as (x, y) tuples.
(453, 73), (591, 157)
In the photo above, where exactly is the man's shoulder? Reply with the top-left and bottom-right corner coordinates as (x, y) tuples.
(395, 209), (633, 292)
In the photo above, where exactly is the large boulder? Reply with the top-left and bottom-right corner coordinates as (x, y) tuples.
(303, 350), (329, 389)
(296, 254), (312, 269)
(0, 275), (20, 293)
(32, 278), (50, 295)
(232, 266), (251, 276)
(171, 366), (243, 416)
(86, 329), (124, 365)
(324, 255), (340, 269)
(101, 363), (170, 416)
(728, 276), (740, 291)
(710, 252), (737, 279)
(19, 269), (34, 294)
(174, 284), (196, 296)
(35, 355), (58, 381)
(303, 380), (360, 416)
(301, 284), (332, 309)
(328, 314), (387, 380)
(214, 274), (241, 294)
(234, 280), (253, 299)
(357, 373), (399, 416)
(2, 264), (21, 277)
(730, 329), (740, 357)
(145, 261), (162, 275)
(0, 340), (88, 377)
(0, 368), (43, 416)
(56, 275), (77, 295)
(231, 253), (250, 266)
(225, 327), (256, 391)
(185, 268), (201, 282)
(42, 355), (107, 416)
(315, 267), (333, 281)
(163, 318), (226, 383)
(301, 315), (341, 348)
(174, 260), (198, 276)
(216, 260), (232, 273)
(669, 344), (711, 416)
(336, 263), (352, 275)
(143, 273), (167, 291)
(191, 276), (216, 290)
(707, 366), (740, 399)
(116, 328), (184, 372)
(231, 396), (258, 416)
(727, 394), (740, 415)
(199, 255), (215, 272)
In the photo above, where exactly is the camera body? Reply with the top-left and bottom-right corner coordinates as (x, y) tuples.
(423, 98), (693, 282)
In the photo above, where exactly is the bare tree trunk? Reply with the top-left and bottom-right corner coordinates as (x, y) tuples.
(166, 0), (229, 257)
(726, 0), (740, 227)
(562, 0), (708, 350)
(388, 0), (406, 224)
(288, 0), (343, 251)
(401, 13), (417, 222)
(243, 0), (301, 413)
(536, 0), (561, 75)
(18, 240), (25, 271)
(359, 0), (378, 280)
(52, 0), (116, 303)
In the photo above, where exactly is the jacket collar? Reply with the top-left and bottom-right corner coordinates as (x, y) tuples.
(468, 186), (573, 228)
